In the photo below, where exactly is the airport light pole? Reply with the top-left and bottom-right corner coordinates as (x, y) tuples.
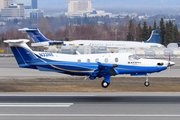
(171, 19), (175, 43)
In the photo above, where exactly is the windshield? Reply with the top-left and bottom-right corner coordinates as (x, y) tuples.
(128, 54), (141, 60)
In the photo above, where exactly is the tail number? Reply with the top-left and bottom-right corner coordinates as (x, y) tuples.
(39, 53), (54, 57)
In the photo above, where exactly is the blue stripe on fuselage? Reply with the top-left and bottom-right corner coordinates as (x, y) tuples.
(26, 58), (167, 76)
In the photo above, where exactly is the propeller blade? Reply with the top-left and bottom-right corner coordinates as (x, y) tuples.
(168, 53), (171, 77)
(169, 66), (170, 77)
(168, 52), (171, 67)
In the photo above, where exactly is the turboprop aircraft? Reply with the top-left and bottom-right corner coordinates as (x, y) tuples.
(19, 28), (164, 49)
(4, 39), (174, 88)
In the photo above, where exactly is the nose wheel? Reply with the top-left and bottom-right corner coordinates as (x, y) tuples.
(101, 81), (110, 88)
(144, 81), (150, 87)
(144, 75), (150, 87)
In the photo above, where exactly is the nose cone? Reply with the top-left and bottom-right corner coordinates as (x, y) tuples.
(168, 61), (175, 67)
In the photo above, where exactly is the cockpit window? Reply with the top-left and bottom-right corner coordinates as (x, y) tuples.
(128, 54), (141, 60)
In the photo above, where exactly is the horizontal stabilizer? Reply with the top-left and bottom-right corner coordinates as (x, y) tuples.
(19, 28), (37, 32)
(4, 39), (29, 44)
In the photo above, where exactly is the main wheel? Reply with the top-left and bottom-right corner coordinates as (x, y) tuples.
(144, 81), (150, 87)
(101, 81), (110, 88)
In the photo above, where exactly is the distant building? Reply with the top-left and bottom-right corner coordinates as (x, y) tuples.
(66, 8), (114, 18)
(16, 0), (37, 9)
(1, 3), (24, 19)
(24, 9), (43, 18)
(4, 0), (13, 8)
(68, 1), (91, 13)
(30, 11), (43, 18)
(66, 1), (115, 18)
(0, 0), (13, 12)
(31, 0), (37, 9)
(84, 9), (113, 17)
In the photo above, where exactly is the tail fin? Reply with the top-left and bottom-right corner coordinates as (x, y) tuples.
(4, 39), (40, 68)
(19, 28), (51, 43)
(145, 30), (161, 44)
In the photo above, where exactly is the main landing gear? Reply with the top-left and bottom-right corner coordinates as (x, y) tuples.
(144, 75), (150, 87)
(101, 74), (111, 88)
(101, 81), (110, 88)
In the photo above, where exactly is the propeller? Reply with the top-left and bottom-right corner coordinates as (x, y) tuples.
(168, 53), (171, 77)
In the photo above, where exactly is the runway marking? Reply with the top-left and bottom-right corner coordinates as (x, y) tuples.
(0, 114), (180, 117)
(0, 103), (73, 107)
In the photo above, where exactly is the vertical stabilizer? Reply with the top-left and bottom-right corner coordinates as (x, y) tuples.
(145, 30), (161, 44)
(4, 39), (40, 67)
(19, 28), (51, 43)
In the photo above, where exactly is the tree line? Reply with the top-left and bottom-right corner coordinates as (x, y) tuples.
(0, 17), (180, 48)
(126, 18), (180, 46)
(0, 24), (128, 47)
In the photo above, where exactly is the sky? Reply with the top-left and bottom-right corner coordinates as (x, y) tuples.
(13, 0), (180, 8)
(38, 0), (180, 8)
(13, 0), (180, 14)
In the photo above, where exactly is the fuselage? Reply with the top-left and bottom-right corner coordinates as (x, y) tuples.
(62, 40), (164, 49)
(26, 52), (168, 76)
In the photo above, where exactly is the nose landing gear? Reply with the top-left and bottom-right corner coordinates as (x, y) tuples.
(144, 75), (150, 87)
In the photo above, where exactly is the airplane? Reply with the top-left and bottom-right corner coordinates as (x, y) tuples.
(19, 28), (164, 49)
(4, 39), (175, 88)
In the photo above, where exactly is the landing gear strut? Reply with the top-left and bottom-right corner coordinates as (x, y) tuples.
(101, 80), (110, 88)
(144, 75), (150, 87)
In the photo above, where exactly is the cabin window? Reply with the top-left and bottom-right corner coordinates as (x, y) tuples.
(95, 58), (99, 63)
(78, 59), (81, 64)
(105, 58), (108, 63)
(115, 58), (118, 62)
(128, 54), (141, 60)
(87, 59), (90, 63)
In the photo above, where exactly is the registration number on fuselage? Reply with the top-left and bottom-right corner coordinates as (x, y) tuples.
(39, 53), (54, 57)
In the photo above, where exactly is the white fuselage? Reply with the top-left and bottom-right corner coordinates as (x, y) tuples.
(35, 51), (169, 67)
(62, 40), (164, 49)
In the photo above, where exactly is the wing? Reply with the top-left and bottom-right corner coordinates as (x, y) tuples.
(89, 62), (118, 80)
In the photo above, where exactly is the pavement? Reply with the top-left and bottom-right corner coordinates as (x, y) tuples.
(0, 93), (180, 120)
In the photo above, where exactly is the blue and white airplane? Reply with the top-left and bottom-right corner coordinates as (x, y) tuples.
(19, 28), (164, 49)
(4, 39), (174, 88)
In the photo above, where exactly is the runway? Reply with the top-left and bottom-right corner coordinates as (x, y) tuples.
(0, 93), (180, 120)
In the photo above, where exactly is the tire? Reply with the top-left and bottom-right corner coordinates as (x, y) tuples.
(101, 81), (110, 88)
(144, 82), (150, 87)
